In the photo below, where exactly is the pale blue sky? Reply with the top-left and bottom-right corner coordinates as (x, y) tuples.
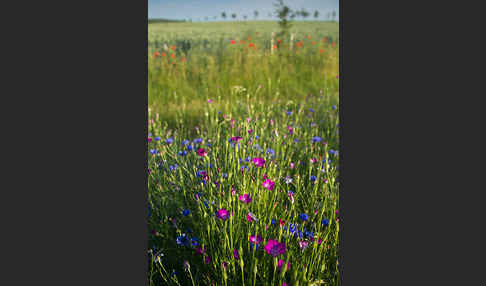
(148, 0), (339, 21)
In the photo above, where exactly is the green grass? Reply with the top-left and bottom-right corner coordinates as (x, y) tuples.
(148, 21), (340, 285)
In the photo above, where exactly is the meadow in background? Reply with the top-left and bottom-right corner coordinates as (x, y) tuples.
(148, 18), (339, 286)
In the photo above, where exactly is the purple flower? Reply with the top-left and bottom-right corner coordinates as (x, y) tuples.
(312, 136), (322, 142)
(252, 157), (265, 167)
(216, 209), (230, 220)
(233, 249), (240, 260)
(264, 239), (286, 257)
(246, 212), (258, 222)
(239, 194), (252, 204)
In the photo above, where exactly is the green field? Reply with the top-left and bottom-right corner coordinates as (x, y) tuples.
(148, 21), (340, 285)
(149, 21), (338, 129)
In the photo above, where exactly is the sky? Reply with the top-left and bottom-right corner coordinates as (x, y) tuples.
(148, 0), (339, 21)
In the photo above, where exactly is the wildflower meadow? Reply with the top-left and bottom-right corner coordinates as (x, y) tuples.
(148, 20), (339, 286)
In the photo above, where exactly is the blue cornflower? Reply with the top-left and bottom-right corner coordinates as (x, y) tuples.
(154, 136), (161, 141)
(222, 173), (228, 179)
(182, 140), (190, 145)
(187, 144), (193, 151)
(299, 213), (309, 221)
(294, 138), (299, 143)
(329, 149), (337, 155)
(312, 136), (322, 142)
(150, 149), (158, 155)
(206, 163), (213, 169)
(304, 230), (314, 238)
(310, 175), (317, 182)
(191, 237), (199, 246)
(255, 135), (259, 140)
(169, 164), (178, 171)
(322, 218), (329, 226)
(250, 242), (260, 251)
(266, 149), (275, 157)
(271, 219), (276, 225)
(286, 111), (292, 116)
(332, 105), (337, 110)
(206, 143), (212, 147)
(245, 157), (250, 163)
(182, 209), (190, 216)
(285, 223), (297, 234)
(203, 200), (209, 208)
(178, 151), (188, 156)
(176, 234), (189, 246)
(309, 108), (315, 112)
(166, 137), (174, 144)
(148, 133), (152, 137)
(193, 138), (203, 144)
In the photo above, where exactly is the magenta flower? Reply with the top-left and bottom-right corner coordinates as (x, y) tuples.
(290, 162), (295, 169)
(287, 126), (294, 134)
(195, 245), (206, 255)
(249, 235), (263, 244)
(252, 157), (265, 167)
(231, 136), (243, 143)
(231, 187), (236, 196)
(278, 259), (291, 270)
(216, 209), (230, 220)
(233, 249), (240, 260)
(207, 99), (213, 103)
(246, 212), (258, 222)
(204, 255), (212, 264)
(148, 137), (152, 142)
(264, 239), (286, 257)
(221, 261), (228, 269)
(197, 148), (208, 156)
(239, 194), (252, 204)
(282, 282), (290, 286)
(262, 179), (275, 191)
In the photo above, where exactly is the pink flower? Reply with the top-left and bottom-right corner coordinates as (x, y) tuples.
(290, 162), (295, 169)
(246, 117), (251, 123)
(239, 194), (252, 204)
(207, 99), (213, 103)
(216, 209), (230, 220)
(278, 259), (291, 270)
(231, 187), (236, 196)
(249, 235), (263, 244)
(299, 240), (309, 252)
(264, 239), (286, 257)
(246, 212), (258, 222)
(252, 157), (265, 167)
(248, 129), (253, 134)
(287, 126), (293, 134)
(311, 158), (318, 163)
(148, 137), (152, 142)
(262, 179), (275, 191)
(282, 283), (290, 286)
(279, 219), (286, 226)
(197, 148), (208, 156)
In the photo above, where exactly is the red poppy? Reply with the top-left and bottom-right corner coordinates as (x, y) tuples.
(153, 51), (160, 57)
(277, 38), (281, 44)
(170, 53), (175, 59)
(230, 40), (236, 44)
(273, 44), (278, 50)
(170, 45), (176, 51)
(161, 52), (167, 57)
